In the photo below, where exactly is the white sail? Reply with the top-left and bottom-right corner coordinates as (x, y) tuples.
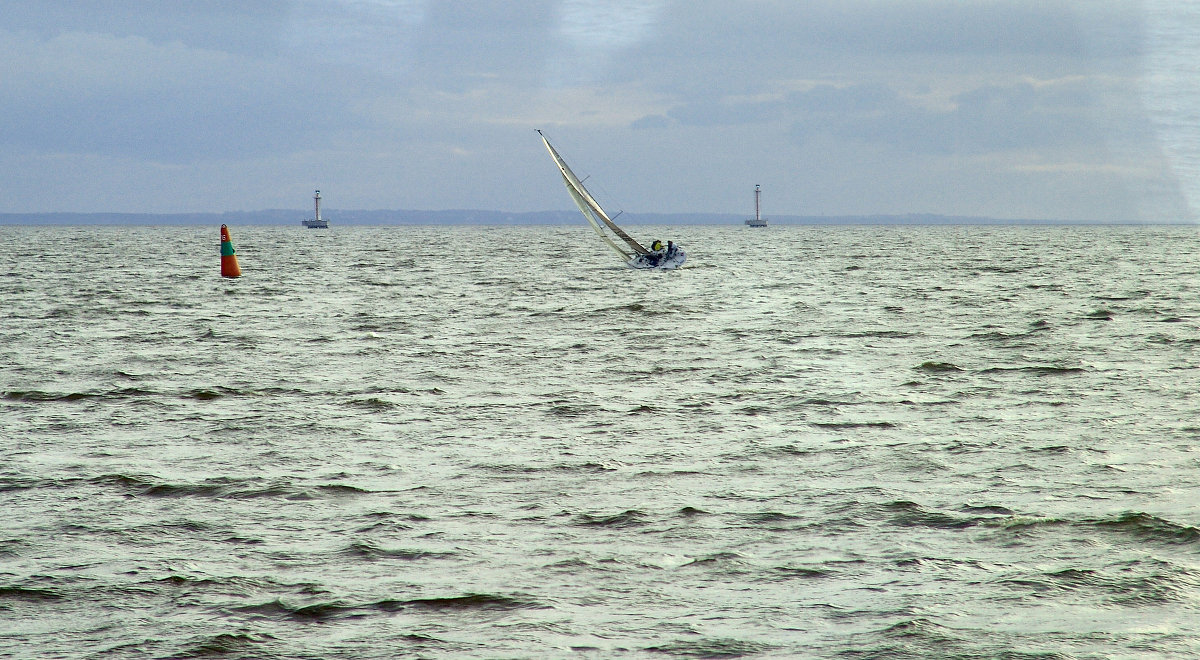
(539, 131), (649, 259)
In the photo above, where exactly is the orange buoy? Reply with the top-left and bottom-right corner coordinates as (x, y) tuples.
(220, 224), (242, 278)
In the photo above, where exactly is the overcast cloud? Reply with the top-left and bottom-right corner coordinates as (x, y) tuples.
(1, 0), (1196, 221)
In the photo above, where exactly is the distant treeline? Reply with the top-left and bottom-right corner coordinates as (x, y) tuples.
(0, 209), (1081, 226)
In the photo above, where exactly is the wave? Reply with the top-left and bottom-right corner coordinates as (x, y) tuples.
(3, 387), (157, 402)
(643, 637), (778, 658)
(995, 559), (1198, 607)
(979, 365), (1086, 376)
(840, 330), (915, 339)
(1, 384), (309, 403)
(0, 585), (64, 602)
(172, 632), (272, 658)
(813, 421), (897, 430)
(1090, 511), (1200, 545)
(884, 501), (980, 530)
(574, 509), (649, 528)
(389, 593), (542, 611)
(88, 474), (375, 501)
(771, 566), (833, 579)
(343, 541), (456, 561)
(233, 598), (352, 621)
(915, 361), (963, 373)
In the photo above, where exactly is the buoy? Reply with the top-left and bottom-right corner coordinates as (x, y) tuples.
(220, 224), (241, 278)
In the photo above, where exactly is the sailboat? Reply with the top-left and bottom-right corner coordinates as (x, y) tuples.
(745, 184), (767, 227)
(538, 130), (686, 269)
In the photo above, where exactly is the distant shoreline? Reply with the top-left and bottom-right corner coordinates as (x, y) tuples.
(0, 210), (1189, 226)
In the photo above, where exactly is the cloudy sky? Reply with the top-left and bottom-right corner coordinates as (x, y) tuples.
(2, 0), (1198, 221)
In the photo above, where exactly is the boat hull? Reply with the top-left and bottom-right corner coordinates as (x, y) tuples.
(628, 246), (686, 270)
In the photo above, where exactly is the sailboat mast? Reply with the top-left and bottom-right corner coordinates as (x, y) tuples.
(314, 190), (322, 223)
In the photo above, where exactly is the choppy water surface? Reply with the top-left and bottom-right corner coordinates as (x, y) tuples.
(3, 224), (1200, 659)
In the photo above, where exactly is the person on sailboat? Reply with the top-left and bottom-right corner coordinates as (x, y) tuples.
(651, 240), (664, 252)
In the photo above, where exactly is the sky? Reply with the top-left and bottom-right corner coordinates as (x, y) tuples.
(2, 0), (1198, 222)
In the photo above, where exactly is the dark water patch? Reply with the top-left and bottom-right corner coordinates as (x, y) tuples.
(0, 586), (64, 602)
(968, 330), (1040, 343)
(345, 541), (456, 561)
(114, 370), (149, 381)
(737, 512), (804, 530)
(885, 501), (978, 530)
(234, 598), (351, 621)
(813, 421), (896, 430)
(772, 566), (832, 579)
(915, 361), (962, 373)
(959, 504), (1015, 515)
(290, 601), (356, 620)
(634, 469), (706, 479)
(1030, 445), (1071, 454)
(349, 396), (396, 410)
(980, 365), (1086, 376)
(90, 473), (158, 492)
(172, 632), (271, 658)
(185, 386), (245, 400)
(997, 563), (1196, 607)
(1090, 511), (1200, 545)
(682, 552), (744, 568)
(798, 397), (859, 406)
(840, 616), (1024, 659)
(384, 593), (541, 611)
(1095, 290), (1149, 301)
(644, 637), (776, 658)
(1084, 308), (1114, 320)
(575, 509), (649, 528)
(975, 263), (1029, 274)
(90, 474), (301, 500)
(160, 574), (238, 588)
(0, 477), (46, 493)
(594, 302), (646, 314)
(317, 484), (372, 497)
(982, 516), (1066, 533)
(736, 405), (773, 416)
(153, 519), (215, 534)
(476, 463), (540, 475)
(142, 482), (228, 498)
(547, 401), (604, 418)
(2, 388), (154, 402)
(759, 443), (818, 457)
(677, 506), (709, 517)
(557, 462), (618, 473)
(0, 538), (28, 557)
(840, 330), (914, 339)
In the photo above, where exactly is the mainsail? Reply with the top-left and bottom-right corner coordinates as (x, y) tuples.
(538, 131), (649, 259)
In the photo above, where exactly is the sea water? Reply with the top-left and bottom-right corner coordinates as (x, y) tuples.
(3, 224), (1199, 659)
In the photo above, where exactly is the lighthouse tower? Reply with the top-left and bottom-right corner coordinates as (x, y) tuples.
(302, 190), (329, 228)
